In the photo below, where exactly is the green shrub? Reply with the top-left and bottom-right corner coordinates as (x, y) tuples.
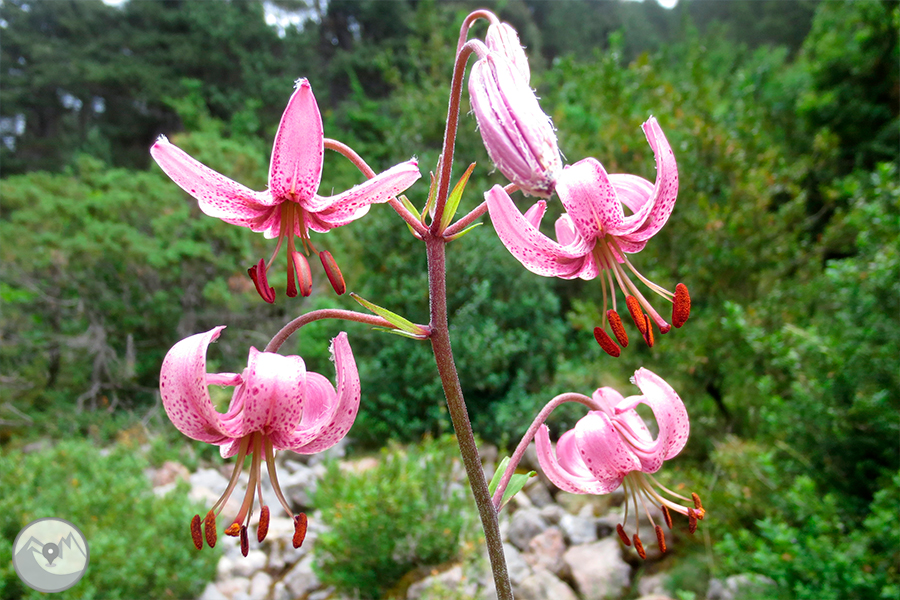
(312, 436), (475, 598)
(0, 439), (218, 599)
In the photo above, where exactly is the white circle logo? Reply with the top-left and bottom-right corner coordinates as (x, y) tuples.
(12, 518), (90, 593)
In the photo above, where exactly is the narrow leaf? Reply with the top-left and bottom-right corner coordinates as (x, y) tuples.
(440, 162), (476, 231)
(445, 222), (483, 242)
(371, 326), (427, 340)
(488, 457), (510, 496)
(350, 293), (425, 336)
(500, 471), (535, 510)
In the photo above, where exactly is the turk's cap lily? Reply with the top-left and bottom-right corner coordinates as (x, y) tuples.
(469, 51), (562, 198)
(160, 327), (359, 555)
(535, 368), (704, 557)
(486, 118), (690, 355)
(151, 79), (421, 300)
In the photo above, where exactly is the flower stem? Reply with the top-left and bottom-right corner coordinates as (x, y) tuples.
(425, 235), (513, 600)
(265, 309), (392, 353)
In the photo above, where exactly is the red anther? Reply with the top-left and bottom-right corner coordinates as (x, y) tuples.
(626, 296), (647, 334)
(688, 508), (698, 534)
(257, 506), (270, 543)
(659, 322), (672, 334)
(672, 283), (691, 328)
(240, 525), (249, 557)
(248, 259), (276, 304)
(293, 513), (308, 549)
(225, 522), (241, 537)
(642, 314), (655, 347)
(633, 534), (646, 559)
(692, 492), (703, 511)
(593, 327), (621, 357)
(616, 524), (631, 546)
(607, 310), (629, 347)
(319, 251), (346, 295)
(662, 505), (673, 529)
(190, 515), (203, 550)
(204, 510), (217, 548)
(655, 525), (667, 553)
(291, 252), (313, 297)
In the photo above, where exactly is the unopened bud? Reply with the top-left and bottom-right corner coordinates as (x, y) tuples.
(469, 53), (561, 198)
(485, 23), (529, 83)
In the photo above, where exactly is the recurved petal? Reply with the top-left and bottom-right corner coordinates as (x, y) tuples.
(575, 411), (641, 478)
(159, 327), (237, 444)
(275, 333), (360, 454)
(300, 159), (420, 216)
(268, 79), (325, 204)
(486, 185), (594, 279)
(239, 348), (306, 437)
(554, 158), (622, 240)
(536, 425), (623, 494)
(524, 200), (547, 229)
(151, 136), (276, 222)
(617, 118), (679, 243)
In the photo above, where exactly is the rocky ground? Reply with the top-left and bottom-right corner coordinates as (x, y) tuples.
(147, 443), (771, 600)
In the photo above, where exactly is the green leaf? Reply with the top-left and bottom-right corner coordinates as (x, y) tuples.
(446, 222), (483, 242)
(397, 194), (422, 237)
(440, 162), (476, 231)
(350, 293), (426, 336)
(488, 456), (536, 510)
(372, 326), (428, 340)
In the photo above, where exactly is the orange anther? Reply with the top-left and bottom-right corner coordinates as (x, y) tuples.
(616, 524), (631, 546)
(655, 525), (667, 553)
(593, 327), (621, 357)
(692, 492), (703, 511)
(257, 506), (270, 543)
(204, 510), (217, 548)
(225, 522), (241, 537)
(626, 296), (647, 334)
(662, 505), (673, 529)
(293, 513), (308, 549)
(633, 533), (646, 559)
(673, 283), (691, 328)
(607, 310), (629, 347)
(642, 314), (655, 347)
(190, 514), (203, 550)
(688, 508), (698, 534)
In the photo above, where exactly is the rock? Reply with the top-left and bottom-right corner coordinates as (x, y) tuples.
(282, 553), (320, 598)
(307, 437), (348, 466)
(264, 516), (316, 572)
(515, 569), (579, 600)
(538, 503), (566, 525)
(502, 543), (533, 586)
(638, 573), (669, 596)
(151, 460), (190, 487)
(523, 527), (566, 577)
(636, 595), (676, 600)
(338, 456), (379, 473)
(231, 550), (267, 578)
(524, 479), (554, 508)
(707, 574), (777, 600)
(216, 555), (235, 581)
(407, 564), (477, 599)
(507, 507), (548, 551)
(198, 582), (229, 600)
(278, 464), (319, 510)
(563, 539), (631, 600)
(556, 491), (617, 517)
(216, 577), (251, 598)
(560, 512), (598, 546)
(480, 444), (499, 465)
(248, 572), (273, 600)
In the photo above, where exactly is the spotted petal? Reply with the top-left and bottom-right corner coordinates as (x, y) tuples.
(536, 424), (623, 494)
(159, 326), (240, 444)
(268, 79), (324, 206)
(238, 348), (306, 438)
(575, 411), (641, 478)
(486, 185), (594, 279)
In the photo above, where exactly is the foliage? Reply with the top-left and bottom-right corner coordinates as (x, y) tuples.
(0, 440), (218, 600)
(312, 436), (475, 598)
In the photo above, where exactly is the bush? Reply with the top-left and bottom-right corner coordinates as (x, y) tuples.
(312, 436), (475, 598)
(0, 439), (218, 599)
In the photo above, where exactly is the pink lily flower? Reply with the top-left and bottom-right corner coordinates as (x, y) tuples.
(535, 368), (705, 558)
(151, 79), (421, 302)
(159, 326), (360, 556)
(485, 117), (690, 356)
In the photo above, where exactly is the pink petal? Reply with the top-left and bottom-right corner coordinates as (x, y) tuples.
(159, 326), (238, 444)
(151, 136), (278, 224)
(268, 79), (324, 204)
(536, 425), (623, 494)
(617, 117), (679, 243)
(575, 411), (641, 477)
(592, 386), (625, 415)
(622, 368), (690, 464)
(554, 214), (579, 248)
(299, 159), (420, 216)
(275, 333), (360, 453)
(486, 185), (594, 279)
(239, 347), (306, 436)
(554, 158), (622, 240)
(524, 200), (547, 229)
(608, 174), (654, 216)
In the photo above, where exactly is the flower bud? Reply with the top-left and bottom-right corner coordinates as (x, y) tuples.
(485, 23), (529, 83)
(469, 52), (562, 198)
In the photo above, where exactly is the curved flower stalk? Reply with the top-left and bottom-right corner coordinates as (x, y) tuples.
(159, 327), (360, 556)
(535, 368), (705, 558)
(486, 117), (690, 356)
(468, 43), (562, 198)
(151, 79), (421, 302)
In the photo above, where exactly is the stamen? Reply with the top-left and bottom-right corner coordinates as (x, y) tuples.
(225, 522), (241, 537)
(248, 259), (276, 304)
(320, 251), (346, 295)
(633, 533), (646, 559)
(593, 327), (621, 357)
(616, 524), (631, 546)
(293, 513), (308, 548)
(607, 310), (629, 347)
(688, 508), (698, 534)
(240, 525), (249, 557)
(662, 505), (673, 529)
(204, 510), (217, 548)
(626, 296), (647, 335)
(692, 492), (703, 512)
(190, 515), (203, 550)
(642, 314), (655, 347)
(257, 506), (270, 543)
(291, 252), (313, 297)
(655, 525), (667, 553)
(264, 438), (299, 519)
(672, 283), (691, 328)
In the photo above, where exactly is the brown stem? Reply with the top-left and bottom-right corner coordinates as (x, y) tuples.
(457, 9), (499, 54)
(265, 309), (393, 353)
(445, 183), (518, 238)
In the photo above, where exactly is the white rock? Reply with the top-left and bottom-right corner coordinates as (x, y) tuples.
(707, 574), (776, 600)
(282, 553), (320, 598)
(502, 543), (533, 586)
(560, 512), (598, 546)
(248, 572), (273, 600)
(231, 550), (267, 578)
(563, 539), (631, 600)
(515, 569), (578, 600)
(198, 582), (229, 600)
(524, 479), (554, 508)
(523, 527), (566, 577)
(638, 572), (670, 597)
(507, 507), (548, 551)
(407, 564), (477, 599)
(538, 503), (566, 525)
(216, 577), (250, 598)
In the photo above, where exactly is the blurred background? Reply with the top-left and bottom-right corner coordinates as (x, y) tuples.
(1, 1), (897, 599)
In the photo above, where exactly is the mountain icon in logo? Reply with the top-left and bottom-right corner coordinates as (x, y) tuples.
(12, 518), (90, 593)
